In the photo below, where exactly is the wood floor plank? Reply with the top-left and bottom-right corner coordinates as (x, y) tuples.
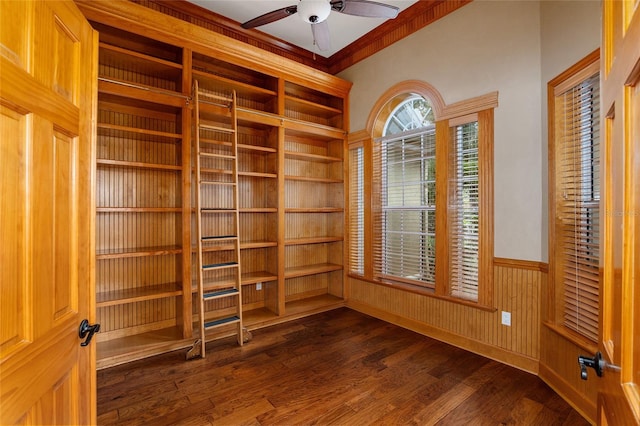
(97, 308), (589, 425)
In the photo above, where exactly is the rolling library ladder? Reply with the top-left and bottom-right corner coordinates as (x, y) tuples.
(191, 80), (244, 358)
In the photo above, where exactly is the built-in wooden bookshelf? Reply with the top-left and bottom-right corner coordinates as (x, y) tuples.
(78, 0), (351, 368)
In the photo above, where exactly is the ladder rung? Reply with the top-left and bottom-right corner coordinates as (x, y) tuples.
(199, 123), (235, 133)
(203, 288), (239, 300)
(203, 261), (238, 271)
(199, 152), (235, 160)
(197, 91), (232, 103)
(202, 235), (237, 240)
(200, 181), (236, 186)
(204, 315), (240, 329)
(201, 208), (236, 212)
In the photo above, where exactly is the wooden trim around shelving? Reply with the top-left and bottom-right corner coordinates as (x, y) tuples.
(133, 0), (330, 72)
(76, 0), (352, 97)
(129, 0), (472, 75)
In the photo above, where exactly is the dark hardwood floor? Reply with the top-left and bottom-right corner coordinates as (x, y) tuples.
(97, 308), (589, 425)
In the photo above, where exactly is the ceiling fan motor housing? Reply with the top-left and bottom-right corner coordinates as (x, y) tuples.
(298, 0), (332, 24)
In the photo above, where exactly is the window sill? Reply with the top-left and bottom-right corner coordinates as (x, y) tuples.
(543, 321), (598, 353)
(347, 273), (496, 312)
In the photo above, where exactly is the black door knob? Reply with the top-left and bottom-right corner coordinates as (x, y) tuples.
(79, 319), (100, 347)
(578, 351), (604, 379)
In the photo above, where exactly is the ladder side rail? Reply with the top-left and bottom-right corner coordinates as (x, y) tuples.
(193, 80), (208, 358)
(231, 90), (244, 346)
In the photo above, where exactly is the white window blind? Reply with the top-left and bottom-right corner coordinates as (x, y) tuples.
(373, 128), (437, 289)
(556, 72), (600, 342)
(449, 122), (479, 301)
(349, 146), (364, 275)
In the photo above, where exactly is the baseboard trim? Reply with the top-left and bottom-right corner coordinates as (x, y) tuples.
(538, 362), (596, 424)
(347, 300), (539, 375)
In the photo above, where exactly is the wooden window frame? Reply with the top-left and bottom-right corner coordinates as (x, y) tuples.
(348, 81), (496, 309)
(546, 49), (601, 347)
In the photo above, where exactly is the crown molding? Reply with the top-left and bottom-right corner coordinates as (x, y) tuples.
(134, 0), (331, 72)
(132, 0), (471, 75)
(328, 0), (472, 74)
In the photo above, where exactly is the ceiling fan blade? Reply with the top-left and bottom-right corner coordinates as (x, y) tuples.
(311, 21), (330, 51)
(331, 0), (399, 19)
(241, 5), (298, 29)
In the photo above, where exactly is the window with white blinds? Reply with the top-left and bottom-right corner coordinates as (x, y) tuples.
(373, 127), (437, 290)
(449, 122), (480, 301)
(554, 71), (600, 342)
(349, 146), (364, 275)
(349, 88), (495, 305)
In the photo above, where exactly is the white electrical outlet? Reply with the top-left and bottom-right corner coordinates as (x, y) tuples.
(501, 311), (511, 326)
(256, 282), (262, 291)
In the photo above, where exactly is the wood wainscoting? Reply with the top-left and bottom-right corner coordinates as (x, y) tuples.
(538, 326), (597, 422)
(347, 257), (546, 374)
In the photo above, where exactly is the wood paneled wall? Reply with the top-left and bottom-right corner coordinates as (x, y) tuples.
(538, 328), (597, 422)
(347, 259), (544, 373)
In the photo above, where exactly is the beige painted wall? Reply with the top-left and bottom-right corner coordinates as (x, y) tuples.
(339, 0), (600, 263)
(539, 0), (601, 262)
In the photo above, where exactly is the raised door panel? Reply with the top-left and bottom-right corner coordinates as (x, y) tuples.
(599, 0), (640, 423)
(0, 1), (97, 424)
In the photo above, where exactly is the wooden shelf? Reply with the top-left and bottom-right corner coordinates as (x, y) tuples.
(100, 42), (182, 79)
(199, 243), (235, 252)
(285, 175), (342, 183)
(96, 326), (191, 370)
(285, 208), (344, 213)
(97, 283), (182, 308)
(241, 240), (278, 249)
(243, 295), (345, 330)
(284, 263), (343, 279)
(98, 78), (184, 107)
(201, 167), (232, 175)
(97, 159), (182, 171)
(285, 237), (343, 246)
(192, 69), (277, 104)
(191, 277), (236, 294)
(237, 107), (283, 127)
(238, 143), (277, 153)
(242, 271), (278, 285)
(285, 95), (343, 118)
(243, 307), (280, 328)
(96, 245), (182, 260)
(284, 294), (345, 316)
(96, 207), (182, 213)
(97, 123), (181, 141)
(284, 151), (342, 163)
(240, 171), (278, 179)
(240, 208), (278, 213)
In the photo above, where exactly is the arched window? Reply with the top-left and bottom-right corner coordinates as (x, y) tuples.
(383, 96), (434, 135)
(348, 81), (496, 306)
(376, 96), (437, 289)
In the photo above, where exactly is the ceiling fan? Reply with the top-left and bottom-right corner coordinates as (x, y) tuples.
(241, 0), (400, 51)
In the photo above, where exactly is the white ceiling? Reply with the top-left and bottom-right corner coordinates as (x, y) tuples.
(187, 0), (418, 57)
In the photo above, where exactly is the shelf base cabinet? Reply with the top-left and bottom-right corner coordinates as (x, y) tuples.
(82, 2), (351, 369)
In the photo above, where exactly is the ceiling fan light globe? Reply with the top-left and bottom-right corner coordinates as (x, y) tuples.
(297, 0), (331, 24)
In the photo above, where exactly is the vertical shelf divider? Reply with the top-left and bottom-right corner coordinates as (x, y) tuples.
(181, 47), (193, 339)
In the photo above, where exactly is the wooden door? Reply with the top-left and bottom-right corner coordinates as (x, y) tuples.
(599, 0), (640, 424)
(0, 1), (97, 424)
